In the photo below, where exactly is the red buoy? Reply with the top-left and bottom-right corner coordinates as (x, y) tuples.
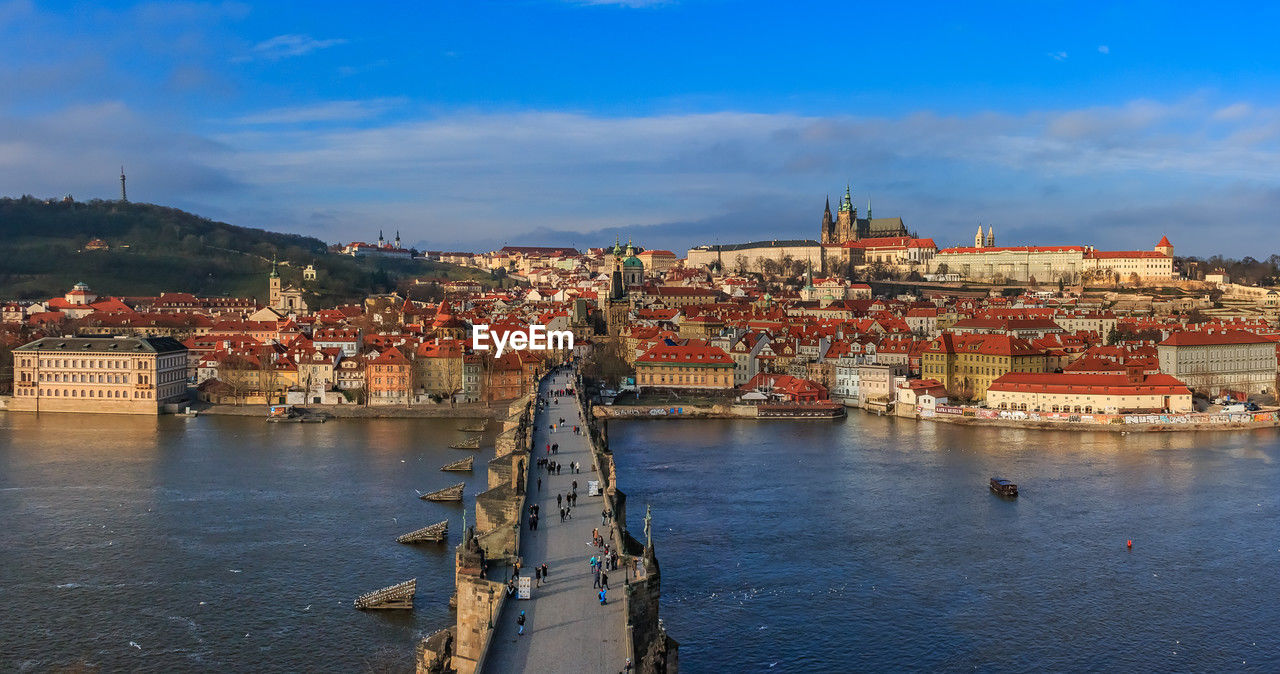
(1127, 539), (1133, 549)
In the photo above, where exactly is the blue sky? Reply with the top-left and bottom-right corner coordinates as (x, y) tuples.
(2, 1), (1280, 257)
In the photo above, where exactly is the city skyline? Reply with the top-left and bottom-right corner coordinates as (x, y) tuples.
(3, 1), (1280, 256)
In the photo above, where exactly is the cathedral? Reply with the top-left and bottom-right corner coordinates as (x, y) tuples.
(820, 185), (909, 244)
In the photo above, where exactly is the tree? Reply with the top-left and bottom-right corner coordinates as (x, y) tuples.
(1105, 325), (1120, 345)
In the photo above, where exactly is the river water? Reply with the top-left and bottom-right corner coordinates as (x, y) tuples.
(609, 415), (1280, 673)
(4, 412), (1279, 672)
(0, 413), (488, 673)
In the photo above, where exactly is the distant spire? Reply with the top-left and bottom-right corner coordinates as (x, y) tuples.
(270, 255), (279, 279)
(866, 197), (871, 220)
(824, 195), (831, 214)
(119, 166), (127, 202)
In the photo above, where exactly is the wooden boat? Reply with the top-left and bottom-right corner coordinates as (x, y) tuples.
(441, 456), (474, 472)
(421, 483), (465, 502)
(458, 421), (488, 432)
(396, 521), (449, 544)
(354, 578), (416, 610)
(989, 477), (1018, 498)
(449, 436), (481, 450)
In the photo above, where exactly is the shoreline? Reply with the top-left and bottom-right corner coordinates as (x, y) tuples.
(193, 401), (511, 419)
(596, 402), (1280, 432)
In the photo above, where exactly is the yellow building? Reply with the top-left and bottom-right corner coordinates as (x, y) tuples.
(635, 341), (735, 390)
(921, 332), (1047, 400)
(10, 336), (188, 414)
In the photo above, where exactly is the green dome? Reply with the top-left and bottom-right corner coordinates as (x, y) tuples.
(623, 256), (643, 268)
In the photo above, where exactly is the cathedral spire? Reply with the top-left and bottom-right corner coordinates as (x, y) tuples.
(975, 225), (984, 248)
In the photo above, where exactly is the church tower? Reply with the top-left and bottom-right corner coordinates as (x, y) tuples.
(820, 196), (834, 244)
(377, 230), (385, 247)
(986, 227), (995, 248)
(974, 225), (984, 249)
(835, 184), (857, 243)
(605, 237), (630, 335)
(1155, 235), (1174, 257)
(268, 257), (282, 307)
(394, 231), (402, 249)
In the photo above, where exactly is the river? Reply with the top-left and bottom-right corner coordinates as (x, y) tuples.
(3, 412), (1279, 672)
(0, 412), (488, 673)
(609, 415), (1280, 673)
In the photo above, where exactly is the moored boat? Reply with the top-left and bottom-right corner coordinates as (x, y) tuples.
(990, 477), (1018, 497)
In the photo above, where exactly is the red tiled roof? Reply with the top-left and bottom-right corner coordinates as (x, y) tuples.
(636, 342), (734, 366)
(1159, 330), (1276, 346)
(988, 372), (1189, 395)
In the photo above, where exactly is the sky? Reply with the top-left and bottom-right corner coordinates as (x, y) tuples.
(2, 0), (1280, 257)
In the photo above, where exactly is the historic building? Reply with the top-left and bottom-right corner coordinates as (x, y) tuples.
(921, 333), (1048, 400)
(932, 234), (1175, 283)
(686, 187), (913, 273)
(10, 336), (189, 414)
(820, 185), (909, 244)
(987, 369), (1193, 414)
(342, 230), (413, 259)
(268, 260), (308, 314)
(599, 239), (636, 335)
(634, 341), (735, 390)
(1156, 330), (1277, 396)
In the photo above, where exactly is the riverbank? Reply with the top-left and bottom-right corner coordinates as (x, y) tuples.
(597, 399), (1280, 432)
(192, 401), (512, 419)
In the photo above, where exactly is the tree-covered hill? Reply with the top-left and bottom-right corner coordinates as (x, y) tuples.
(0, 196), (495, 304)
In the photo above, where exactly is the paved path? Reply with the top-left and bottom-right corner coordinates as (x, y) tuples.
(482, 369), (628, 674)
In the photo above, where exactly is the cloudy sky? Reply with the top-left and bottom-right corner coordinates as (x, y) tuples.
(2, 1), (1279, 257)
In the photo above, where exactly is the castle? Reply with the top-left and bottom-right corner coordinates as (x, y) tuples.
(820, 185), (909, 244)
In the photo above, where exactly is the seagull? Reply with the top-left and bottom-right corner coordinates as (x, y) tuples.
(129, 641), (141, 650)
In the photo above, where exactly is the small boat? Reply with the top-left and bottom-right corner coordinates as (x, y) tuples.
(989, 477), (1018, 498)
(457, 421), (487, 432)
(441, 456), (474, 472)
(176, 407), (198, 418)
(353, 579), (416, 610)
(396, 521), (449, 544)
(421, 483), (465, 502)
(449, 437), (481, 450)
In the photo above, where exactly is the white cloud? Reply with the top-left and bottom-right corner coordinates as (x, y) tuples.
(7, 96), (1280, 255)
(245, 34), (347, 60)
(1098, 45), (1110, 54)
(1048, 51), (1068, 61)
(232, 99), (404, 125)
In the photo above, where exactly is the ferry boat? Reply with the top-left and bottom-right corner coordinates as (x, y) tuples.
(989, 477), (1018, 497)
(756, 401), (846, 419)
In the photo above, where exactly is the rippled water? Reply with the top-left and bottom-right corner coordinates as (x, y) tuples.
(609, 416), (1280, 673)
(6, 411), (1280, 672)
(0, 413), (487, 673)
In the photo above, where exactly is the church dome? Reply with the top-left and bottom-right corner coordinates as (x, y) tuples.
(623, 256), (643, 268)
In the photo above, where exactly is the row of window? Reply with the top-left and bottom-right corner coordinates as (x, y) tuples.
(16, 388), (154, 399)
(24, 358), (146, 370)
(32, 372), (132, 384)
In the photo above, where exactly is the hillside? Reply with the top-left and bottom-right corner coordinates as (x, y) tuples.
(0, 197), (497, 304)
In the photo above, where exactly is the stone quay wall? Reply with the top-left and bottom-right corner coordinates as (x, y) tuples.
(417, 393), (534, 674)
(578, 374), (679, 674)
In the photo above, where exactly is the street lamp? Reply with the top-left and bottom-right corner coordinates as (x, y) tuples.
(487, 585), (495, 628)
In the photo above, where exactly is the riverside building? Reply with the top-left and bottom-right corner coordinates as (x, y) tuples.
(10, 336), (188, 414)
